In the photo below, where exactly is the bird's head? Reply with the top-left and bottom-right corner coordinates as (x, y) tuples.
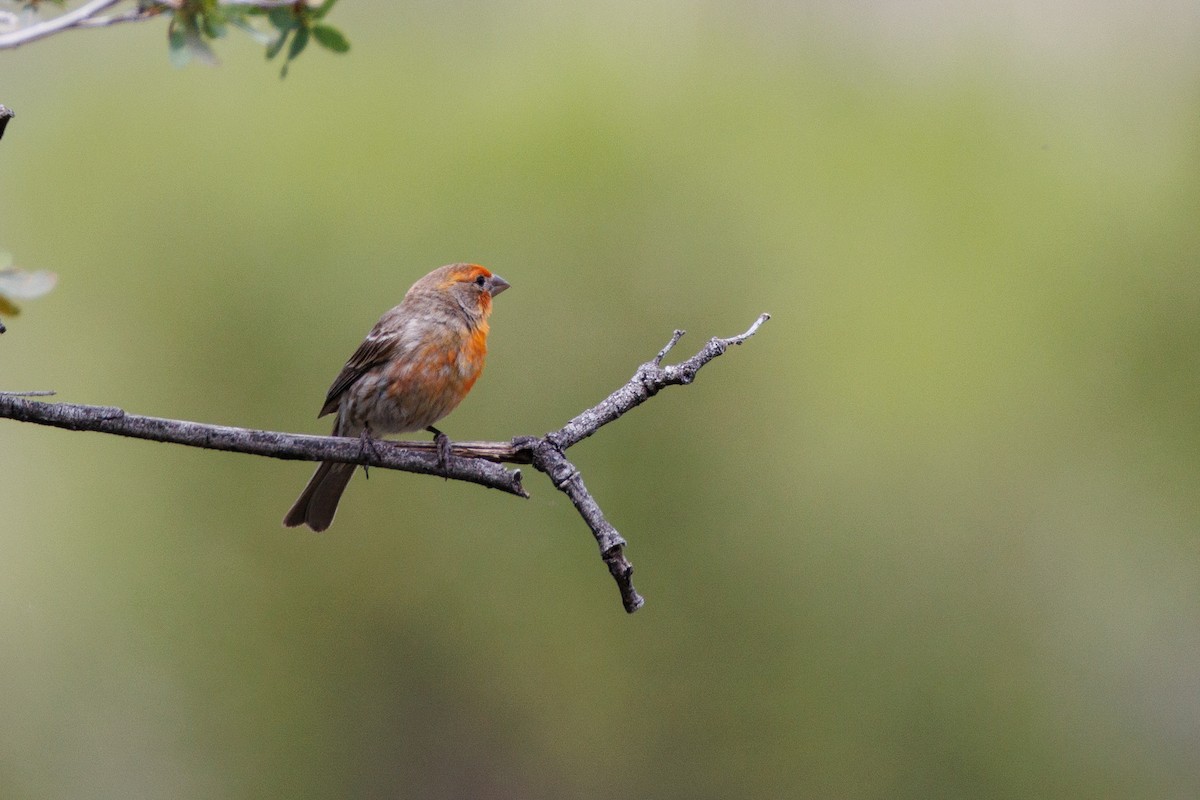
(408, 262), (510, 325)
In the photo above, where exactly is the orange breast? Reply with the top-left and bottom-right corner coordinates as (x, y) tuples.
(374, 320), (490, 432)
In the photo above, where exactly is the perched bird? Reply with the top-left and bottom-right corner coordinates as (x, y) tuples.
(283, 263), (510, 531)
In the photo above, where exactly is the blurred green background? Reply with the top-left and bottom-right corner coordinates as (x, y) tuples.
(3, 1), (1199, 797)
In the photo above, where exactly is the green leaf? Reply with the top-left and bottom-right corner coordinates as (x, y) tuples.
(267, 7), (297, 32)
(287, 25), (309, 61)
(167, 11), (218, 67)
(168, 23), (192, 68)
(186, 30), (219, 66)
(313, 0), (340, 19)
(200, 11), (226, 40)
(279, 26), (308, 78)
(311, 24), (349, 53)
(266, 29), (290, 60)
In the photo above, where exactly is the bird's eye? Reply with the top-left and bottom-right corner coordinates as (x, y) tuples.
(474, 275), (487, 287)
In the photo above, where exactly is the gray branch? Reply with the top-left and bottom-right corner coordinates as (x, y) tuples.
(0, 393), (528, 496)
(0, 314), (770, 612)
(548, 312), (771, 451)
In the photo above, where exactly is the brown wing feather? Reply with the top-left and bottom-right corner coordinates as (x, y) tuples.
(318, 322), (399, 417)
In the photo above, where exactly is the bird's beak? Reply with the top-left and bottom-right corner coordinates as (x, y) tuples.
(489, 275), (511, 297)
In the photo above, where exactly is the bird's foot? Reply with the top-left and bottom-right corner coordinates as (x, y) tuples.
(427, 425), (451, 472)
(358, 428), (381, 478)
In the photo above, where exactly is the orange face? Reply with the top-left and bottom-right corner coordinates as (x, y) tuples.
(433, 264), (510, 318)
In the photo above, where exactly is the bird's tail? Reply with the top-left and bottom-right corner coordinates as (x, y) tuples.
(283, 460), (356, 531)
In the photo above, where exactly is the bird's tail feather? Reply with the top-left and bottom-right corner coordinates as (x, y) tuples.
(282, 461), (356, 531)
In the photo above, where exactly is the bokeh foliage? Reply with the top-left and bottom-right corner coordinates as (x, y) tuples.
(166, 0), (349, 76)
(2, 2), (1199, 798)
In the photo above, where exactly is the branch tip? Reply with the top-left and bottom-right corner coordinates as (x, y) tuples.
(732, 312), (770, 343)
(511, 469), (529, 499)
(655, 329), (686, 364)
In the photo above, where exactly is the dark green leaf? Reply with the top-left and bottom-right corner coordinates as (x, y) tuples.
(266, 29), (290, 61)
(267, 7), (297, 32)
(200, 10), (226, 40)
(311, 24), (349, 54)
(167, 11), (218, 67)
(279, 26), (308, 78)
(287, 25), (309, 62)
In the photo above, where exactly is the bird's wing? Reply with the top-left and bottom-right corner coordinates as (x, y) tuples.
(319, 326), (398, 417)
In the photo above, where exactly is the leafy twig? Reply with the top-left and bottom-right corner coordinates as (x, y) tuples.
(0, 0), (350, 73)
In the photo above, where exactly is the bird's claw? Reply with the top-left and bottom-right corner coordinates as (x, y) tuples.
(427, 425), (451, 472)
(358, 428), (381, 478)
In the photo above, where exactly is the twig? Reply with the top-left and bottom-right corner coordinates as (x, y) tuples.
(527, 312), (771, 611)
(516, 435), (641, 612)
(0, 0), (122, 49)
(74, 6), (162, 29)
(0, 104), (12, 141)
(548, 312), (771, 451)
(0, 314), (770, 612)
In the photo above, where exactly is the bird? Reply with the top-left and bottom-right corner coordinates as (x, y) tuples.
(283, 263), (510, 531)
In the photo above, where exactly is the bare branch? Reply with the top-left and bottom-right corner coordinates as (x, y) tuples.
(516, 435), (643, 612)
(389, 438), (526, 464)
(518, 313), (771, 611)
(549, 312), (772, 451)
(1, 315), (770, 612)
(0, 394), (528, 496)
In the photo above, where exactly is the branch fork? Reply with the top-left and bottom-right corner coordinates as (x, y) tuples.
(0, 313), (770, 612)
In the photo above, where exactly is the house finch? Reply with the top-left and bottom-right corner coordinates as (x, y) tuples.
(283, 263), (510, 531)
